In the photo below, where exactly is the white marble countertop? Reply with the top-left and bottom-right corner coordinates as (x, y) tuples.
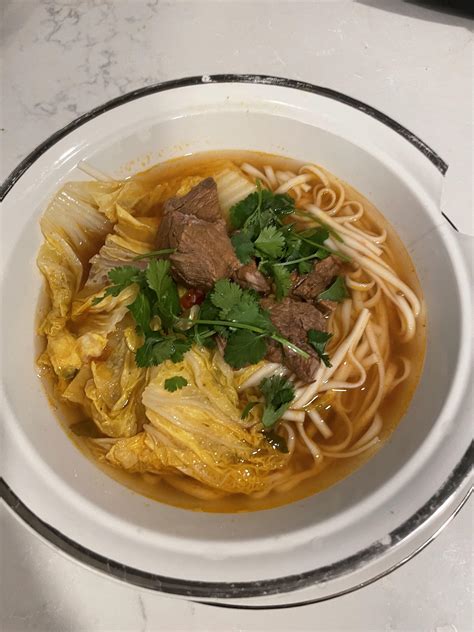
(1, 1), (473, 630)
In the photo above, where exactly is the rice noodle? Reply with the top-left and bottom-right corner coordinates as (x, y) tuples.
(240, 162), (272, 188)
(308, 409), (333, 439)
(239, 363), (286, 390)
(275, 173), (314, 194)
(297, 422), (323, 462)
(320, 436), (380, 458)
(352, 413), (383, 449)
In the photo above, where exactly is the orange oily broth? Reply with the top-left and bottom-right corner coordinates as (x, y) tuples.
(39, 151), (426, 512)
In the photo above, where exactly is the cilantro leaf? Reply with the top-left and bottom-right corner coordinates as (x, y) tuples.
(240, 401), (257, 419)
(318, 275), (349, 302)
(229, 192), (259, 229)
(307, 329), (333, 367)
(224, 330), (267, 369)
(298, 261), (313, 274)
(92, 266), (143, 305)
(254, 226), (285, 259)
(146, 259), (181, 329)
(91, 285), (124, 304)
(135, 332), (191, 368)
(169, 337), (192, 362)
(259, 375), (295, 428)
(226, 298), (273, 332)
(210, 279), (244, 318)
(299, 226), (330, 246)
(127, 292), (152, 334)
(231, 231), (255, 264)
(270, 264), (292, 300)
(164, 376), (188, 392)
(108, 266), (142, 286)
(193, 295), (222, 346)
(229, 188), (295, 233)
(135, 336), (176, 367)
(268, 193), (295, 216)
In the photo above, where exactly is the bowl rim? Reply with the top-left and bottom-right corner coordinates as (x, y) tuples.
(0, 74), (471, 606)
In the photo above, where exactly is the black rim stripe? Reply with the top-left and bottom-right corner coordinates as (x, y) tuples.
(1, 443), (472, 603)
(1, 73), (448, 201)
(0, 74), (466, 604)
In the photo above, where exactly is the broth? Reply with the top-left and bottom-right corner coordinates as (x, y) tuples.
(37, 151), (426, 512)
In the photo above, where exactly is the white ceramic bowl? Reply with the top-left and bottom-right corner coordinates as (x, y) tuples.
(1, 75), (472, 607)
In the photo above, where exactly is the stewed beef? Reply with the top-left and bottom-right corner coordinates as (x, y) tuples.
(163, 177), (221, 222)
(261, 297), (328, 382)
(155, 179), (240, 290)
(292, 255), (342, 303)
(233, 260), (271, 294)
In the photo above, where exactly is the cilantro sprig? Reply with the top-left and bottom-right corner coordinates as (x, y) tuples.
(318, 275), (350, 302)
(228, 185), (348, 300)
(307, 330), (333, 368)
(92, 259), (190, 367)
(164, 376), (188, 392)
(240, 376), (295, 452)
(94, 265), (309, 369)
(260, 375), (295, 428)
(189, 279), (309, 369)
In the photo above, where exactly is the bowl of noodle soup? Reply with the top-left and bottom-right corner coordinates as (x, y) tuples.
(1, 76), (472, 606)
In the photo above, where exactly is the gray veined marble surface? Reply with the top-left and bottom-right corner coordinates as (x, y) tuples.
(1, 1), (473, 630)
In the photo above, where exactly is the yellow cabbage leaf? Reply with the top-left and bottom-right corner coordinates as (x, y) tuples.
(105, 347), (287, 494)
(85, 332), (146, 438)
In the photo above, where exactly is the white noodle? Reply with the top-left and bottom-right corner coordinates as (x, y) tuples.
(297, 423), (323, 461)
(325, 236), (421, 317)
(321, 437), (380, 458)
(275, 174), (314, 194)
(322, 347), (367, 392)
(240, 163), (271, 188)
(282, 410), (306, 422)
(305, 204), (384, 257)
(292, 309), (370, 410)
(239, 363), (287, 390)
(281, 422), (296, 455)
(308, 409), (333, 439)
(262, 165), (277, 189)
(299, 164), (329, 186)
(352, 414), (383, 449)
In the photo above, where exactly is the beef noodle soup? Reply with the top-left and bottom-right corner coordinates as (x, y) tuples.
(36, 151), (426, 512)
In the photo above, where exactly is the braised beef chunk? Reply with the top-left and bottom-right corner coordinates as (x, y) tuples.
(166, 213), (240, 290)
(163, 177), (221, 222)
(233, 260), (271, 294)
(292, 255), (342, 303)
(316, 299), (338, 315)
(261, 297), (328, 382)
(155, 179), (240, 290)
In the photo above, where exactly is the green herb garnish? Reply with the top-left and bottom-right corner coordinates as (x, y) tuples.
(318, 275), (349, 302)
(95, 264), (309, 369)
(92, 266), (143, 304)
(240, 401), (258, 419)
(164, 376), (188, 392)
(228, 188), (348, 301)
(190, 279), (309, 369)
(231, 230), (255, 264)
(254, 225), (285, 259)
(259, 375), (295, 429)
(307, 329), (333, 368)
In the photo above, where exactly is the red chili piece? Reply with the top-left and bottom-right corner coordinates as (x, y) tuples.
(180, 288), (205, 309)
